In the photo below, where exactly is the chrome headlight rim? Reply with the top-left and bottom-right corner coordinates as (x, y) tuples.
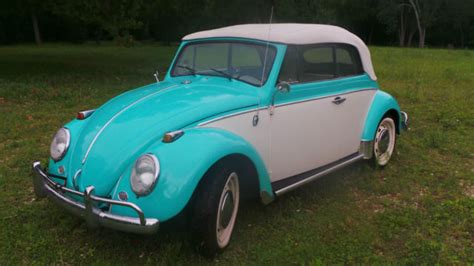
(50, 127), (71, 162)
(130, 154), (160, 196)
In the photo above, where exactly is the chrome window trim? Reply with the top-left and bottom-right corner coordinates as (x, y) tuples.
(170, 39), (278, 87)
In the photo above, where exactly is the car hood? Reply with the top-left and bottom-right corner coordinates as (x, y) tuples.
(68, 79), (260, 195)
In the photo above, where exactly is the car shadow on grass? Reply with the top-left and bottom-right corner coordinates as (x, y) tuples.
(35, 161), (371, 262)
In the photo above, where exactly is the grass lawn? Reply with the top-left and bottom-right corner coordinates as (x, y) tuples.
(0, 44), (472, 264)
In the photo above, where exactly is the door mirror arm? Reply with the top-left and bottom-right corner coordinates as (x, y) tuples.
(269, 82), (291, 115)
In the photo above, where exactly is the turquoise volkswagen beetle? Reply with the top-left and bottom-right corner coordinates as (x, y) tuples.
(33, 24), (408, 255)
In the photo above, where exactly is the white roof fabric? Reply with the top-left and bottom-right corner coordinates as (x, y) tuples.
(183, 23), (377, 80)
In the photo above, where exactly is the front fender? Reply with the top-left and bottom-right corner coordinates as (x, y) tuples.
(109, 127), (273, 222)
(361, 90), (401, 141)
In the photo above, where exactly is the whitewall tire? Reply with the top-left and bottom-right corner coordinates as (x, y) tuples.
(373, 117), (396, 166)
(192, 165), (240, 257)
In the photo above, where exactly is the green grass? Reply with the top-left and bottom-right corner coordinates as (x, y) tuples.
(0, 44), (473, 264)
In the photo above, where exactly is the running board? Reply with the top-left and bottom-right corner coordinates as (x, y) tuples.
(273, 153), (364, 196)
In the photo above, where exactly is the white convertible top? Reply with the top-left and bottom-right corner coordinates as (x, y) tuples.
(183, 23), (377, 80)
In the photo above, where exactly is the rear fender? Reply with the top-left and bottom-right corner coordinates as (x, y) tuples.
(361, 90), (401, 141)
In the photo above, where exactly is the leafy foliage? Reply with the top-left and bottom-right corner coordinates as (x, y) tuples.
(0, 0), (473, 47)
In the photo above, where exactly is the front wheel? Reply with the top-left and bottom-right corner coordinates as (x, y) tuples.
(372, 117), (396, 167)
(192, 165), (240, 257)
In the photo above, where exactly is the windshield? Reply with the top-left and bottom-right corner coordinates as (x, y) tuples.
(171, 41), (277, 87)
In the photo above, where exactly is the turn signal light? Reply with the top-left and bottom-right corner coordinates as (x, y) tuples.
(162, 130), (184, 143)
(77, 109), (95, 120)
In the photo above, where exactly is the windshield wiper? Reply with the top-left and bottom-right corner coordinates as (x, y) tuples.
(210, 68), (233, 81)
(176, 64), (196, 76)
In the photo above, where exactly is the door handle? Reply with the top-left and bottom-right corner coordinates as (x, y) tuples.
(332, 96), (346, 105)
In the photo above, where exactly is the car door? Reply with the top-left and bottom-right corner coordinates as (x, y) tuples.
(269, 44), (376, 183)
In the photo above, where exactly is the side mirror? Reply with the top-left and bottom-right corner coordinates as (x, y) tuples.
(277, 82), (291, 93)
(270, 82), (291, 116)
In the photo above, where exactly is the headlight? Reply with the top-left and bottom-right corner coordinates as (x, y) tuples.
(50, 128), (70, 161)
(130, 154), (160, 196)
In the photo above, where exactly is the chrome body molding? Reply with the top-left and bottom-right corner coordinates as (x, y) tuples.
(82, 85), (178, 164)
(32, 161), (159, 234)
(359, 140), (374, 159)
(197, 107), (265, 127)
(274, 154), (364, 196)
(198, 89), (378, 128)
(273, 88), (378, 108)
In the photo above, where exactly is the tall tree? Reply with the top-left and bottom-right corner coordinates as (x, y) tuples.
(407, 0), (442, 48)
(0, 0), (48, 45)
(377, 0), (414, 47)
(442, 0), (474, 47)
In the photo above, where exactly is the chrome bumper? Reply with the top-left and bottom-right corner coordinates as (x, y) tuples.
(32, 162), (159, 234)
(400, 111), (409, 130)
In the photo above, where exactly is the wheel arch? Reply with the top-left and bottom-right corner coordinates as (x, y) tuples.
(196, 153), (260, 202)
(108, 127), (274, 222)
(361, 90), (401, 141)
(383, 108), (400, 134)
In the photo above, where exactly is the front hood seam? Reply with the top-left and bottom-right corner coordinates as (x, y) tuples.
(81, 84), (178, 164)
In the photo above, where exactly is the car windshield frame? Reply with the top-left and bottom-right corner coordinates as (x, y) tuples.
(170, 40), (278, 87)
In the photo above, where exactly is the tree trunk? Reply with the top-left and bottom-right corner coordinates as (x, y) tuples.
(367, 23), (374, 45)
(31, 11), (42, 45)
(407, 27), (416, 47)
(419, 28), (426, 48)
(409, 0), (424, 48)
(399, 7), (406, 47)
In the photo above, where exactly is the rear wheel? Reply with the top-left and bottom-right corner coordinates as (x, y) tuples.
(372, 117), (396, 167)
(192, 165), (240, 257)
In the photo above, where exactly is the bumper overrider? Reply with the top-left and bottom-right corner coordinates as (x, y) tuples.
(400, 111), (409, 130)
(32, 162), (159, 234)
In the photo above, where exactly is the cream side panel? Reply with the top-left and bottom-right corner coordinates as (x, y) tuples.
(200, 110), (271, 171)
(199, 89), (376, 183)
(269, 89), (376, 182)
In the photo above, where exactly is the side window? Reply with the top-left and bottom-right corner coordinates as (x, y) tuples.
(277, 44), (364, 85)
(298, 45), (335, 83)
(335, 45), (364, 77)
(278, 45), (298, 83)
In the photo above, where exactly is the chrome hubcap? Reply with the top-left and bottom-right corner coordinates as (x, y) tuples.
(378, 129), (390, 154)
(374, 118), (396, 166)
(216, 172), (239, 248)
(220, 191), (234, 228)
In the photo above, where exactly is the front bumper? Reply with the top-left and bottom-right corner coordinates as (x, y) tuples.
(32, 162), (159, 234)
(400, 111), (409, 130)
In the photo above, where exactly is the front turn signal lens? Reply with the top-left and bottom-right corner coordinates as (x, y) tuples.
(162, 130), (184, 143)
(77, 109), (95, 120)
